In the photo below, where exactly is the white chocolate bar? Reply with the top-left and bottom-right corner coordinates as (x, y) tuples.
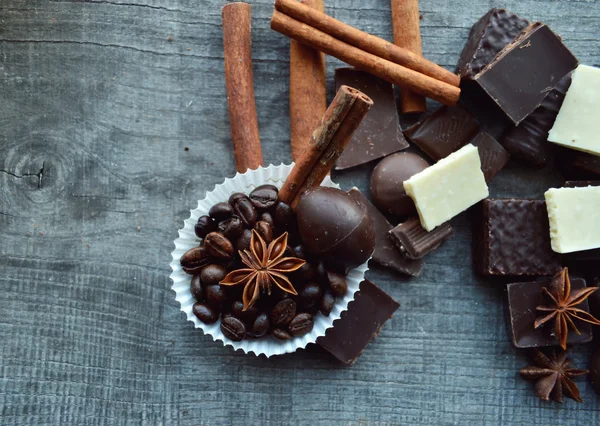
(404, 144), (489, 231)
(548, 65), (600, 156)
(545, 186), (600, 253)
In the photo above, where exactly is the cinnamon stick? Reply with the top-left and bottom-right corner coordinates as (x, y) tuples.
(271, 11), (460, 106)
(279, 85), (373, 209)
(274, 0), (459, 87)
(290, 0), (327, 162)
(391, 0), (426, 113)
(222, 2), (263, 173)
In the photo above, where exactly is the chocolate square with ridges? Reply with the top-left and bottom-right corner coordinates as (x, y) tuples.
(476, 199), (562, 276)
(388, 217), (453, 260)
(403, 106), (480, 161)
(456, 8), (529, 80)
(507, 278), (593, 348)
(470, 132), (510, 182)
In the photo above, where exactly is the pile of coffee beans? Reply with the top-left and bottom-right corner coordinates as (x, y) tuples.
(180, 184), (349, 342)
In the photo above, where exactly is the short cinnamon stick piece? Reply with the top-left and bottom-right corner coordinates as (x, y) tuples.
(222, 2), (263, 173)
(391, 0), (426, 113)
(279, 85), (373, 208)
(290, 0), (327, 162)
(271, 11), (460, 106)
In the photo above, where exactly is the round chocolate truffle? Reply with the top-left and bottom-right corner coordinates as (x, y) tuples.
(370, 152), (430, 217)
(296, 187), (375, 270)
(590, 349), (600, 395)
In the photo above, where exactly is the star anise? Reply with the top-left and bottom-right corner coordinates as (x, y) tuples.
(534, 267), (600, 350)
(219, 230), (305, 310)
(520, 348), (588, 403)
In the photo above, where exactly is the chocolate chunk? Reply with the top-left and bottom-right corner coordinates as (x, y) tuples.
(456, 8), (529, 79)
(333, 68), (409, 170)
(591, 349), (600, 395)
(404, 106), (480, 161)
(564, 249), (600, 282)
(564, 181), (600, 188)
(369, 152), (430, 217)
(507, 278), (593, 348)
(317, 279), (399, 365)
(348, 188), (424, 277)
(469, 131), (509, 182)
(388, 217), (453, 260)
(500, 75), (572, 167)
(471, 23), (578, 125)
(475, 199), (562, 276)
(559, 150), (600, 180)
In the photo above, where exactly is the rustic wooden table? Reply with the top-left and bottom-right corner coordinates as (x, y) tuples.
(2, 0), (599, 424)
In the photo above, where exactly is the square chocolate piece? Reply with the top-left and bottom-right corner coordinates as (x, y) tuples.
(334, 68), (409, 170)
(507, 278), (593, 348)
(475, 199), (562, 276)
(317, 279), (400, 365)
(388, 217), (453, 260)
(469, 132), (510, 182)
(472, 23), (578, 125)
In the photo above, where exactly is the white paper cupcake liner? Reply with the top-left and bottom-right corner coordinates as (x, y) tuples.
(170, 163), (369, 357)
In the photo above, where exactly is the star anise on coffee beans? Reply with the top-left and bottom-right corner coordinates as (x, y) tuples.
(534, 267), (600, 350)
(520, 349), (588, 403)
(220, 230), (305, 310)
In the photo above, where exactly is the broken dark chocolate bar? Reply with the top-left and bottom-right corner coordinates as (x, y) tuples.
(388, 217), (453, 259)
(348, 188), (424, 277)
(559, 150), (600, 180)
(456, 8), (529, 79)
(334, 68), (409, 170)
(471, 23), (578, 125)
(475, 199), (562, 276)
(507, 278), (593, 348)
(403, 105), (480, 161)
(500, 75), (571, 167)
(317, 279), (400, 365)
(470, 132), (510, 182)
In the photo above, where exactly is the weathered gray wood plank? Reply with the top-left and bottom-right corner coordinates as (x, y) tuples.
(1, 0), (600, 424)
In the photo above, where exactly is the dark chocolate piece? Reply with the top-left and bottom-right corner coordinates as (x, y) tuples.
(456, 8), (529, 79)
(297, 187), (375, 270)
(564, 249), (600, 282)
(333, 68), (409, 170)
(564, 181), (600, 188)
(591, 349), (600, 395)
(472, 23), (578, 125)
(403, 106), (480, 161)
(317, 279), (400, 365)
(507, 278), (593, 348)
(469, 131), (510, 182)
(559, 150), (600, 179)
(500, 75), (571, 167)
(348, 188), (424, 277)
(388, 217), (453, 259)
(475, 199), (562, 276)
(369, 152), (430, 217)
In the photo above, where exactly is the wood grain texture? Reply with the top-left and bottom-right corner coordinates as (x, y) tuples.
(1, 0), (599, 424)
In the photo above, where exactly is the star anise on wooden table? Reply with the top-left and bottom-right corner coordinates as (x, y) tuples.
(534, 267), (600, 350)
(220, 230), (305, 310)
(520, 348), (588, 403)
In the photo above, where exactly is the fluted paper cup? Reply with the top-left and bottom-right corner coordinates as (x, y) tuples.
(170, 164), (369, 357)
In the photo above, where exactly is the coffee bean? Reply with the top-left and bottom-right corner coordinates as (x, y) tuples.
(294, 262), (316, 283)
(249, 184), (279, 211)
(299, 282), (323, 309)
(209, 202), (233, 222)
(231, 197), (257, 228)
(327, 271), (348, 297)
(180, 246), (210, 275)
(193, 302), (219, 324)
(200, 264), (228, 286)
(260, 212), (275, 228)
(271, 328), (292, 341)
(228, 192), (249, 206)
(315, 261), (328, 284)
(292, 245), (306, 259)
(204, 232), (234, 260)
(254, 221), (273, 244)
(194, 215), (216, 239)
(236, 229), (253, 252)
(220, 317), (246, 341)
(288, 313), (314, 336)
(252, 313), (270, 337)
(190, 275), (204, 301)
(270, 299), (297, 326)
(320, 291), (335, 317)
(275, 202), (296, 230)
(218, 216), (244, 240)
(232, 301), (259, 326)
(205, 285), (228, 309)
